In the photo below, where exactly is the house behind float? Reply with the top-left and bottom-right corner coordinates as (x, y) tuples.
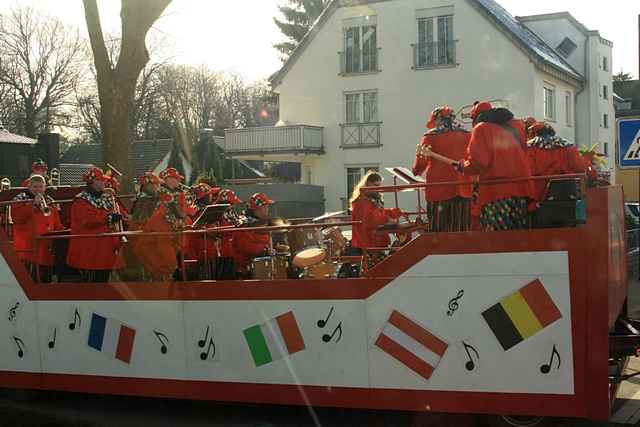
(225, 0), (615, 212)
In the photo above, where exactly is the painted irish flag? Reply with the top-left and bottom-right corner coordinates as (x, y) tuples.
(482, 279), (562, 351)
(375, 310), (448, 381)
(87, 313), (136, 364)
(243, 311), (306, 367)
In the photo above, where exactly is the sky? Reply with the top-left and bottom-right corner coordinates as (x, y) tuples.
(0, 0), (638, 82)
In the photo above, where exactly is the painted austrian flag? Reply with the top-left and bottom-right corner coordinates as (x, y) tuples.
(375, 310), (448, 381)
(88, 313), (136, 364)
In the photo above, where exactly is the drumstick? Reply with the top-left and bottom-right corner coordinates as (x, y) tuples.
(420, 145), (459, 166)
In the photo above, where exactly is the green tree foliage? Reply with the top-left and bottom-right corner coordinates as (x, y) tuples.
(273, 0), (329, 60)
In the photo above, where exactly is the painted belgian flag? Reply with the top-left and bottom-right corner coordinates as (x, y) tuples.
(482, 279), (562, 351)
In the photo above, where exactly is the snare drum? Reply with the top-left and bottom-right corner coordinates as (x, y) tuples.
(250, 256), (289, 280)
(322, 226), (347, 258)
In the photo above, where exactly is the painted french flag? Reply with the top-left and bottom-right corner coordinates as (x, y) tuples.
(88, 313), (136, 364)
(375, 310), (448, 381)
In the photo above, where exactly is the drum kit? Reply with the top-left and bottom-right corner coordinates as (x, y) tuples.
(250, 212), (350, 280)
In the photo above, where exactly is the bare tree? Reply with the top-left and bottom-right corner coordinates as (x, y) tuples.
(83, 0), (172, 189)
(0, 6), (84, 137)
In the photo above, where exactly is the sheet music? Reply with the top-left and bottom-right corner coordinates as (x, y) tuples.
(385, 167), (425, 184)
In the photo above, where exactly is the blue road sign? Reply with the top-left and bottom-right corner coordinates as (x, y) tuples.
(618, 118), (640, 169)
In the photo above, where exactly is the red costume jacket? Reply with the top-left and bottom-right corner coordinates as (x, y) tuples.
(413, 128), (473, 201)
(351, 194), (401, 249)
(66, 189), (124, 271)
(133, 204), (179, 280)
(233, 219), (270, 271)
(527, 136), (586, 202)
(12, 193), (63, 265)
(461, 120), (534, 207)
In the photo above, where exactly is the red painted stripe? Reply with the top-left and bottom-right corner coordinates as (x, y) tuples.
(115, 325), (136, 364)
(520, 279), (562, 327)
(275, 311), (305, 354)
(0, 370), (590, 419)
(375, 333), (434, 380)
(388, 310), (447, 356)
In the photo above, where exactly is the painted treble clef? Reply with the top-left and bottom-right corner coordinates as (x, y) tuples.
(446, 290), (464, 316)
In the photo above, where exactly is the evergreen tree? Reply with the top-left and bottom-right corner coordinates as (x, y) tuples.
(274, 0), (329, 60)
(613, 70), (634, 82)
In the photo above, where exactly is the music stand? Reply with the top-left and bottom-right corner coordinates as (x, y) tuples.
(192, 204), (230, 228)
(385, 167), (425, 217)
(385, 167), (424, 184)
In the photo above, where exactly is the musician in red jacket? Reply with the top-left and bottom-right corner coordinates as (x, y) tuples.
(186, 183), (222, 279)
(526, 121), (587, 202)
(455, 101), (534, 231)
(350, 171), (402, 256)
(215, 189), (244, 279)
(413, 106), (473, 232)
(66, 167), (124, 283)
(233, 193), (274, 277)
(21, 159), (49, 187)
(11, 175), (63, 282)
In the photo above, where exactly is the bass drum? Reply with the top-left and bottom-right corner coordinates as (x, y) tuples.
(304, 261), (338, 280)
(288, 228), (321, 254)
(251, 256), (289, 280)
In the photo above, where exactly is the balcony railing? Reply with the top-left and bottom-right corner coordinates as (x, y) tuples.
(224, 125), (324, 156)
(339, 48), (381, 75)
(340, 122), (382, 148)
(412, 40), (457, 69)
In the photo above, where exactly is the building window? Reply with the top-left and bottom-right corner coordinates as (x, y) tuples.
(544, 85), (556, 120)
(602, 85), (608, 100)
(415, 13), (454, 68)
(342, 91), (381, 147)
(345, 91), (378, 123)
(603, 113), (609, 128)
(603, 142), (609, 157)
(346, 165), (379, 201)
(342, 23), (378, 74)
(602, 56), (608, 71)
(565, 92), (572, 126)
(556, 37), (577, 58)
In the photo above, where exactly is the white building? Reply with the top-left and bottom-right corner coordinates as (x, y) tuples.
(225, 0), (615, 212)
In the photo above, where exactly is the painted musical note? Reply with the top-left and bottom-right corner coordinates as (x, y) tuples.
(317, 306), (334, 328)
(197, 326), (210, 348)
(200, 338), (216, 361)
(153, 330), (169, 355)
(540, 345), (561, 374)
(446, 290), (465, 316)
(322, 322), (342, 343)
(48, 328), (57, 350)
(462, 341), (479, 371)
(7, 302), (20, 322)
(68, 308), (81, 331)
(12, 336), (25, 358)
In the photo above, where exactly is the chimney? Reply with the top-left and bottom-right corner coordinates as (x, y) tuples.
(36, 133), (60, 169)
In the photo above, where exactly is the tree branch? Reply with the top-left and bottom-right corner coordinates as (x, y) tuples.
(82, 0), (112, 81)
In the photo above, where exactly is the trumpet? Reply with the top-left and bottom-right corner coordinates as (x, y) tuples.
(103, 187), (128, 245)
(0, 178), (11, 191)
(34, 193), (51, 217)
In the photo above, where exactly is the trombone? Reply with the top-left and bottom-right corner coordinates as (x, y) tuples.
(0, 178), (11, 191)
(50, 168), (60, 187)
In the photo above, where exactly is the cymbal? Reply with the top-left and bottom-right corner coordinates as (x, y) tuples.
(312, 210), (347, 222)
